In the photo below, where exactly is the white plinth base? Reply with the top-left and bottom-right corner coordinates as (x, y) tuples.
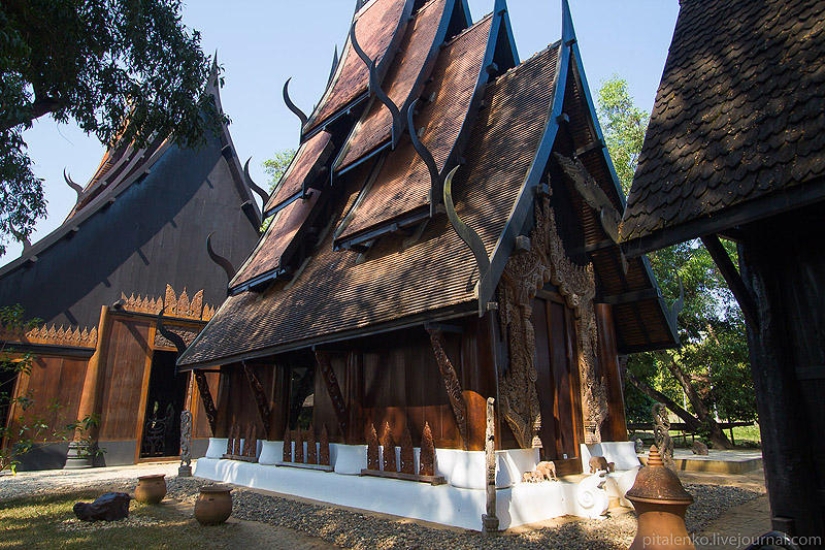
(195, 439), (635, 530)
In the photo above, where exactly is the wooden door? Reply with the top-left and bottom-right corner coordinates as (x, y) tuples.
(532, 295), (582, 461)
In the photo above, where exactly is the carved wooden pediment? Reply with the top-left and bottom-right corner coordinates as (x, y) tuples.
(120, 284), (215, 321)
(498, 187), (608, 448)
(0, 323), (98, 350)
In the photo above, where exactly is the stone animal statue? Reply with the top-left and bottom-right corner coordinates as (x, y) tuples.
(692, 440), (709, 455)
(652, 403), (674, 466)
(589, 456), (615, 474)
(522, 460), (557, 482)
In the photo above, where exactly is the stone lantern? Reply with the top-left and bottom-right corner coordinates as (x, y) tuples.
(625, 445), (695, 550)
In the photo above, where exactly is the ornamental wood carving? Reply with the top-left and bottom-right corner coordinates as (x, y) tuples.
(193, 370), (217, 435)
(120, 285), (215, 321)
(380, 421), (397, 473)
(498, 190), (608, 447)
(319, 425), (330, 466)
(426, 328), (468, 450)
(419, 422), (435, 477)
(400, 424), (415, 475)
(0, 323), (98, 349)
(154, 326), (199, 350)
(294, 429), (304, 463)
(366, 423), (380, 471)
(242, 363), (272, 437)
(283, 427), (292, 462)
(315, 351), (349, 438)
(306, 424), (318, 465)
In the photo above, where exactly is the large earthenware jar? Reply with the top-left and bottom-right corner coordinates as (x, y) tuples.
(135, 474), (167, 505)
(194, 484), (233, 525)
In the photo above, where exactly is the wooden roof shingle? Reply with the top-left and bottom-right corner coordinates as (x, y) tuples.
(621, 0), (825, 254)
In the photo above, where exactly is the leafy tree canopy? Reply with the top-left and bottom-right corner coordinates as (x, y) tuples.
(263, 149), (297, 192)
(597, 77), (755, 445)
(0, 0), (219, 256)
(597, 76), (648, 193)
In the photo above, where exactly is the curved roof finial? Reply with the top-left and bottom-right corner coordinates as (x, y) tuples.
(328, 45), (339, 86)
(282, 78), (308, 127)
(406, 98), (441, 212)
(350, 22), (403, 148)
(63, 169), (84, 200)
(156, 307), (188, 355)
(206, 232), (237, 284)
(243, 158), (271, 206)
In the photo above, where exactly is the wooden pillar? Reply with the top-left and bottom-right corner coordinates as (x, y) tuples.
(740, 230), (824, 543)
(595, 303), (627, 441)
(73, 305), (113, 443)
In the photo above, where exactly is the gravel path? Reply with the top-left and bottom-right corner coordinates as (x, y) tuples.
(0, 462), (764, 549)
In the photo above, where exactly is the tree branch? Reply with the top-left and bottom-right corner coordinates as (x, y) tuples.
(626, 370), (702, 432)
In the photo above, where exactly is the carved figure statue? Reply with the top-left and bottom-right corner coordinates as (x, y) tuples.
(589, 456), (615, 474)
(692, 440), (709, 456)
(522, 460), (558, 482)
(179, 410), (193, 476)
(652, 403), (674, 466)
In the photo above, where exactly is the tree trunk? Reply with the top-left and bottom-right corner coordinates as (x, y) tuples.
(666, 359), (733, 449)
(626, 371), (702, 432)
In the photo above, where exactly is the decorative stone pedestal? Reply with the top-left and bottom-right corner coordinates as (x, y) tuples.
(64, 441), (94, 470)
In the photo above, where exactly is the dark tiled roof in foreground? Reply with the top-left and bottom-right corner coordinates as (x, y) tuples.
(621, 0), (825, 249)
(336, 0), (449, 172)
(179, 47), (559, 368)
(335, 15), (493, 243)
(302, 0), (412, 135)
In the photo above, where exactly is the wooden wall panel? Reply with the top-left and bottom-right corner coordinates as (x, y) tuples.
(98, 318), (152, 440)
(9, 356), (89, 443)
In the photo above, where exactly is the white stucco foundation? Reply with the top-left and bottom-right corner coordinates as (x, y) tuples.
(195, 439), (640, 531)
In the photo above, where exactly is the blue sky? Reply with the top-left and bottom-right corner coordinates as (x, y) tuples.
(5, 0), (679, 264)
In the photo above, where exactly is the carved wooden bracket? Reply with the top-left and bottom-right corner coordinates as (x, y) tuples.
(242, 362), (272, 437)
(426, 327), (468, 450)
(315, 351), (349, 439)
(193, 370), (217, 435)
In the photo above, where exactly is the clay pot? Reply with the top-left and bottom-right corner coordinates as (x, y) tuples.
(134, 474), (167, 505)
(194, 484), (233, 525)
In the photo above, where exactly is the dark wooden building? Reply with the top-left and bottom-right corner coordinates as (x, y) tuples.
(620, 0), (825, 544)
(181, 0), (675, 481)
(0, 69), (262, 469)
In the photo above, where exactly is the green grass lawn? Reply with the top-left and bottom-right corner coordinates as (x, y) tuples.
(0, 489), (239, 549)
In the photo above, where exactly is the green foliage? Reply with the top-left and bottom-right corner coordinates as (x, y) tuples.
(596, 78), (756, 430)
(0, 0), (219, 256)
(596, 76), (648, 193)
(260, 149), (296, 231)
(263, 149), (297, 192)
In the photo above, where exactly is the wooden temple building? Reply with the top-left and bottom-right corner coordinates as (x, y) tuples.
(621, 0), (825, 543)
(181, 0), (677, 529)
(0, 68), (262, 470)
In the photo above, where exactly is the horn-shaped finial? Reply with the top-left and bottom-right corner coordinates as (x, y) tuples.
(328, 45), (339, 86)
(407, 98), (441, 214)
(157, 307), (189, 355)
(64, 169), (83, 201)
(243, 158), (270, 206)
(206, 232), (237, 284)
(443, 166), (491, 277)
(350, 23), (403, 148)
(283, 78), (308, 127)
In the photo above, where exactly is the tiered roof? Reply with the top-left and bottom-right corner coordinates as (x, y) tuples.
(179, 0), (677, 369)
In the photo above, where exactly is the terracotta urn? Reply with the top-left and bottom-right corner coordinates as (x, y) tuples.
(134, 474), (167, 505)
(194, 484), (233, 525)
(626, 446), (695, 550)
